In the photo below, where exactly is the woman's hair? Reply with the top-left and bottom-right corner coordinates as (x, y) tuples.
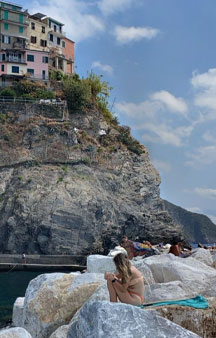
(113, 253), (132, 284)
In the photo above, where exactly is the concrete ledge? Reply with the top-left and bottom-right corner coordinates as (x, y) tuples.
(0, 263), (86, 272)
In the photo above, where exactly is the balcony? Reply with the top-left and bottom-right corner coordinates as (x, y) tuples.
(13, 41), (26, 49)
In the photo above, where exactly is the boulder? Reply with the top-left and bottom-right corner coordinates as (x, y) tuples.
(87, 255), (115, 273)
(144, 281), (196, 303)
(191, 248), (213, 266)
(144, 254), (216, 283)
(49, 325), (69, 338)
(132, 259), (155, 285)
(68, 301), (201, 338)
(12, 297), (24, 327)
(0, 327), (32, 338)
(107, 246), (127, 257)
(21, 272), (104, 338)
(153, 297), (216, 338)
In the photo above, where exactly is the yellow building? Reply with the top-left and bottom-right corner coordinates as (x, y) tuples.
(27, 13), (49, 52)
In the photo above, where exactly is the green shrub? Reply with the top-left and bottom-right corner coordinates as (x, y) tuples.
(13, 80), (55, 99)
(63, 76), (91, 113)
(0, 88), (16, 97)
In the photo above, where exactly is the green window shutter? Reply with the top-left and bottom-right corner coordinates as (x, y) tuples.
(4, 23), (8, 30)
(1, 3), (5, 8)
(19, 26), (23, 34)
(4, 10), (8, 20)
(19, 14), (23, 23)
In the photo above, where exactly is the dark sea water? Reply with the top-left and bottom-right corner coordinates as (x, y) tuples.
(0, 271), (49, 327)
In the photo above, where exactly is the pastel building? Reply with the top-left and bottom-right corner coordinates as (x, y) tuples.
(27, 13), (49, 52)
(0, 1), (29, 86)
(26, 50), (49, 81)
(62, 37), (74, 75)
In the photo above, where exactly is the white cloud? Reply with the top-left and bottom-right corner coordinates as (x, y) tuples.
(114, 25), (160, 44)
(30, 0), (105, 42)
(116, 90), (193, 147)
(152, 159), (172, 173)
(92, 61), (113, 75)
(186, 145), (216, 166)
(194, 187), (216, 199)
(98, 0), (134, 16)
(191, 68), (216, 117)
(202, 131), (216, 144)
(151, 90), (188, 115)
(116, 100), (161, 120)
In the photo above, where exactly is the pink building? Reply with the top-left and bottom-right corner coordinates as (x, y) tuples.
(26, 50), (49, 81)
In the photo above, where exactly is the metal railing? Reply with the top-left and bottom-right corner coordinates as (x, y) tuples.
(0, 96), (66, 105)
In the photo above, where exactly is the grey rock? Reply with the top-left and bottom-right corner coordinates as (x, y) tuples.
(68, 301), (201, 338)
(12, 297), (24, 327)
(0, 327), (32, 338)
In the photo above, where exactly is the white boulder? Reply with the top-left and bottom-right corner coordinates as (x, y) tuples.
(107, 246), (127, 257)
(144, 254), (216, 283)
(49, 325), (69, 338)
(20, 272), (104, 338)
(191, 248), (213, 266)
(68, 301), (201, 338)
(12, 297), (24, 327)
(87, 254), (115, 273)
(0, 327), (32, 338)
(132, 259), (155, 285)
(144, 280), (196, 303)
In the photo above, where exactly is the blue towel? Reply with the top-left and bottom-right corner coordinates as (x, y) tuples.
(140, 295), (209, 309)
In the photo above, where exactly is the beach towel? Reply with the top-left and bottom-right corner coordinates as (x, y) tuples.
(140, 295), (209, 309)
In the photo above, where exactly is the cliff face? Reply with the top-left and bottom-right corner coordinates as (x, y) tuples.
(0, 104), (183, 255)
(163, 200), (216, 244)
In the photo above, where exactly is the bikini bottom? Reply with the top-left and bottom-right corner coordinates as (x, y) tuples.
(128, 290), (144, 304)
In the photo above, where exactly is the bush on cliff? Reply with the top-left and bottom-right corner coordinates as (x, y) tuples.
(0, 87), (16, 97)
(63, 74), (91, 113)
(13, 80), (55, 99)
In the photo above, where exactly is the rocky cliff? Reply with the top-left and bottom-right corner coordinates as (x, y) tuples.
(0, 103), (183, 256)
(164, 200), (216, 244)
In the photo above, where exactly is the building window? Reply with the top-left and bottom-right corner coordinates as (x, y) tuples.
(2, 35), (10, 44)
(1, 64), (4, 72)
(60, 26), (62, 33)
(49, 20), (51, 28)
(54, 25), (57, 32)
(50, 34), (53, 42)
(31, 22), (35, 30)
(42, 26), (45, 33)
(19, 26), (23, 34)
(2, 54), (5, 61)
(27, 54), (34, 62)
(62, 41), (65, 48)
(42, 56), (48, 63)
(12, 66), (19, 73)
(31, 36), (37, 44)
(40, 39), (47, 47)
(42, 70), (46, 79)
(4, 10), (8, 20)
(57, 37), (61, 45)
(4, 23), (8, 30)
(27, 68), (34, 75)
(19, 14), (23, 23)
(1, 3), (5, 7)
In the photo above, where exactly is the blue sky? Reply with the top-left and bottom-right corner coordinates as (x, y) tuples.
(19, 0), (216, 223)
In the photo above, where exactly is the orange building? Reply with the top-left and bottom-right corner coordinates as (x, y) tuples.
(62, 37), (74, 75)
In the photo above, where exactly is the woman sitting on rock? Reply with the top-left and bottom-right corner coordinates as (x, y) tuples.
(104, 253), (145, 305)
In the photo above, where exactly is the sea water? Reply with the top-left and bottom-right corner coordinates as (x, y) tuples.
(0, 271), (53, 327)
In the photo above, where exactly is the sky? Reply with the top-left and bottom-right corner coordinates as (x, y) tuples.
(19, 0), (216, 223)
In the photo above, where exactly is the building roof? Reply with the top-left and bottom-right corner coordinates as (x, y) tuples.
(47, 17), (64, 26)
(30, 12), (47, 20)
(0, 1), (22, 9)
(63, 36), (75, 44)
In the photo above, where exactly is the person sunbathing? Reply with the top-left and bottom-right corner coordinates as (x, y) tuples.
(105, 253), (145, 305)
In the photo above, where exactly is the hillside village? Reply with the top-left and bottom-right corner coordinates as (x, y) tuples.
(0, 0), (74, 87)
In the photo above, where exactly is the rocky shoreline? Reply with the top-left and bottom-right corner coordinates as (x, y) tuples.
(1, 248), (216, 337)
